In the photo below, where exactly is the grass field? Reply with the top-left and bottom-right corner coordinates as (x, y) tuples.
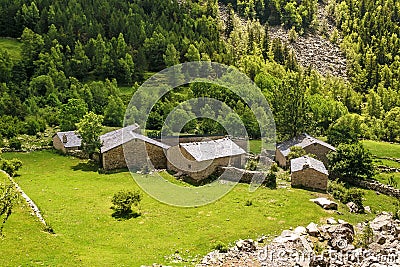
(1, 151), (397, 265)
(362, 140), (400, 159)
(0, 37), (22, 61)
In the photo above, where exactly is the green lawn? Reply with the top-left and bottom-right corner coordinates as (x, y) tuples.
(0, 37), (22, 61)
(362, 140), (400, 159)
(1, 150), (399, 266)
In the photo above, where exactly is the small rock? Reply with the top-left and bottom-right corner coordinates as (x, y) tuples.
(364, 206), (372, 213)
(327, 218), (337, 225)
(346, 202), (358, 213)
(310, 197), (338, 210)
(294, 226), (307, 235)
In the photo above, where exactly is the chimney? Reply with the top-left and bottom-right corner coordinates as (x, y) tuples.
(62, 134), (68, 143)
(303, 157), (310, 169)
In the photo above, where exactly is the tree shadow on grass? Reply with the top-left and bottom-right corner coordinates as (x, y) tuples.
(71, 161), (99, 172)
(111, 209), (141, 221)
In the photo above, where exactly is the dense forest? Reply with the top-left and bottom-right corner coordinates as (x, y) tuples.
(0, 0), (399, 146)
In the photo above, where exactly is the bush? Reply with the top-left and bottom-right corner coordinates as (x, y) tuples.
(245, 159), (258, 171)
(111, 190), (142, 214)
(264, 171), (277, 189)
(270, 163), (279, 172)
(8, 137), (22, 150)
(213, 241), (229, 253)
(328, 180), (365, 213)
(0, 158), (23, 177)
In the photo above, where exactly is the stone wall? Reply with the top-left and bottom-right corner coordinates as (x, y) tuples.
(102, 139), (167, 171)
(220, 166), (265, 183)
(52, 135), (66, 153)
(275, 149), (286, 167)
(291, 168), (328, 191)
(304, 143), (333, 167)
(344, 178), (400, 199)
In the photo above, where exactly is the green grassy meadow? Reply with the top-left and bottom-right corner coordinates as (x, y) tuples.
(0, 37), (22, 61)
(1, 143), (399, 266)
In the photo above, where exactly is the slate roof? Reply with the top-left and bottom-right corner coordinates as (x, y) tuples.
(277, 133), (335, 157)
(180, 138), (246, 162)
(100, 124), (170, 153)
(290, 156), (329, 176)
(56, 131), (82, 148)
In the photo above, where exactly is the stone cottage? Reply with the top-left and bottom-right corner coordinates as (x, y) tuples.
(290, 155), (329, 191)
(276, 133), (335, 168)
(52, 131), (82, 153)
(100, 125), (170, 171)
(166, 137), (246, 182)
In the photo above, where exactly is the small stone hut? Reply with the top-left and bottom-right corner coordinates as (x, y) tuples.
(167, 138), (246, 182)
(100, 125), (170, 171)
(52, 131), (82, 153)
(290, 156), (328, 191)
(276, 133), (335, 168)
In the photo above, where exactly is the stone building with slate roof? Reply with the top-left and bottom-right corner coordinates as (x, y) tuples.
(290, 155), (329, 191)
(276, 133), (335, 168)
(53, 131), (82, 153)
(100, 124), (170, 171)
(167, 138), (246, 182)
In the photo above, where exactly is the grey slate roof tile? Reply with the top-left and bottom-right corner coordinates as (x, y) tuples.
(277, 133), (335, 157)
(290, 155), (329, 175)
(56, 131), (82, 148)
(180, 137), (246, 162)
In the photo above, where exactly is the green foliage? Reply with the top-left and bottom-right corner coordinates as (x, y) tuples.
(59, 98), (88, 131)
(245, 159), (258, 171)
(384, 107), (400, 142)
(328, 143), (375, 181)
(287, 146), (307, 161)
(327, 180), (365, 213)
(354, 223), (374, 249)
(213, 241), (229, 253)
(111, 190), (142, 214)
(104, 95), (125, 127)
(327, 114), (365, 146)
(265, 171), (277, 189)
(0, 158), (23, 177)
(8, 137), (22, 150)
(76, 112), (103, 156)
(0, 181), (18, 236)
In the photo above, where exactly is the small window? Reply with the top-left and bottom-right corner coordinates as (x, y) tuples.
(188, 164), (192, 169)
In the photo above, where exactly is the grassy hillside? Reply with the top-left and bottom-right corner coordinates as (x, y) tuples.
(1, 150), (398, 266)
(0, 37), (21, 61)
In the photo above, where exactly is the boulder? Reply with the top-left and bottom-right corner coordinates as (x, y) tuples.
(310, 198), (338, 210)
(306, 222), (320, 237)
(364, 206), (372, 213)
(370, 212), (393, 231)
(346, 202), (358, 213)
(294, 226), (307, 235)
(235, 239), (257, 252)
(327, 218), (337, 225)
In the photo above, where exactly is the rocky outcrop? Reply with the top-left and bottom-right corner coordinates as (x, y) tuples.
(197, 213), (400, 266)
(310, 197), (338, 210)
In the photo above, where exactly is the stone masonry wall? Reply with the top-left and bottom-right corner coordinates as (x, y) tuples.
(291, 168), (328, 191)
(304, 143), (333, 167)
(52, 135), (67, 153)
(343, 177), (400, 199)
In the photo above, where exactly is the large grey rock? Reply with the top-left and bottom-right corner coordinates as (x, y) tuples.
(310, 198), (338, 210)
(306, 222), (320, 237)
(370, 212), (393, 231)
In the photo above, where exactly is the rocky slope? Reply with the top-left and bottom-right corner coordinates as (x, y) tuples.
(197, 212), (400, 266)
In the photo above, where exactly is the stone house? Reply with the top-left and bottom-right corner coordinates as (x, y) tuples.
(52, 131), (82, 153)
(276, 133), (335, 168)
(166, 138), (246, 182)
(290, 155), (328, 191)
(100, 125), (170, 171)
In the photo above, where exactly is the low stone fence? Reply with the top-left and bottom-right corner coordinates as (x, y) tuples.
(343, 177), (400, 199)
(377, 165), (400, 173)
(219, 166), (266, 184)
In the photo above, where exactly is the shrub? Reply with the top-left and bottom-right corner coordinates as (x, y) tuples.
(354, 223), (373, 248)
(0, 182), (18, 236)
(328, 180), (365, 213)
(264, 171), (277, 189)
(111, 190), (142, 214)
(328, 143), (375, 181)
(0, 158), (23, 177)
(270, 163), (279, 172)
(213, 241), (229, 253)
(8, 137), (22, 150)
(245, 159), (258, 171)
